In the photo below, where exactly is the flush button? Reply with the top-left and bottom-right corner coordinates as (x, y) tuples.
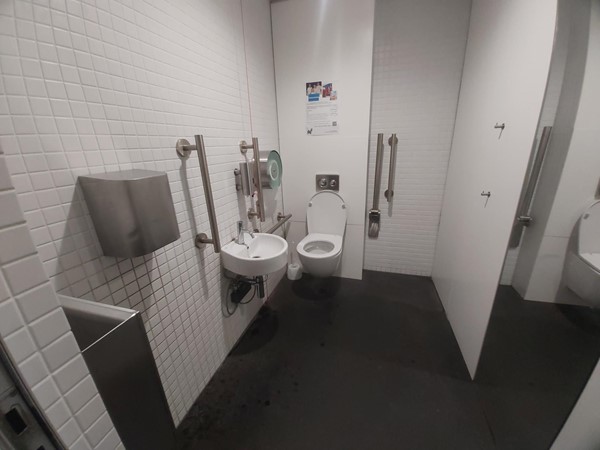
(315, 174), (340, 192)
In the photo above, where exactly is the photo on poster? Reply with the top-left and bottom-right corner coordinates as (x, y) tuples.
(305, 80), (338, 136)
(306, 81), (323, 102)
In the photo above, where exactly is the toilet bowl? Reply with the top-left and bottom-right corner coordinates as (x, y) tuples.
(564, 200), (600, 306)
(296, 191), (347, 277)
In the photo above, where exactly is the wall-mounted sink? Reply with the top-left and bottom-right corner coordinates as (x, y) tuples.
(221, 233), (288, 276)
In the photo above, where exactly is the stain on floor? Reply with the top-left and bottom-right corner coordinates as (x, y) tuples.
(175, 271), (600, 450)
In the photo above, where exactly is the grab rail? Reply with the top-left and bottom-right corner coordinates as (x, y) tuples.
(265, 213), (292, 234)
(176, 135), (221, 253)
(385, 134), (398, 202)
(368, 133), (385, 238)
(240, 138), (266, 222)
(508, 126), (553, 248)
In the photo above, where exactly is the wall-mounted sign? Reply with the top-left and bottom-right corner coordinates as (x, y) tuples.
(305, 81), (338, 135)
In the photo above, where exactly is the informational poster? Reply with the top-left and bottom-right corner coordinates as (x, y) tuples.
(305, 81), (338, 135)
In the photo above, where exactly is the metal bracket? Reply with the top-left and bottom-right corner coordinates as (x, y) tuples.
(517, 216), (533, 226)
(239, 140), (252, 155)
(481, 191), (491, 208)
(195, 233), (212, 249)
(494, 122), (506, 139)
(176, 139), (194, 157)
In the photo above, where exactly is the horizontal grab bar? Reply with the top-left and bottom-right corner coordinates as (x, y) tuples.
(265, 213), (292, 234)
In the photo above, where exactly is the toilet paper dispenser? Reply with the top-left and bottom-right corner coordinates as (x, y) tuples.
(79, 170), (180, 258)
(235, 150), (283, 196)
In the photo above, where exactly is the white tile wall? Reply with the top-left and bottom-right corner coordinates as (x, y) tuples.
(364, 0), (471, 276)
(0, 0), (282, 435)
(0, 151), (121, 448)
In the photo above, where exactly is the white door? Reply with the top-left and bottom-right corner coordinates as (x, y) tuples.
(432, 0), (558, 377)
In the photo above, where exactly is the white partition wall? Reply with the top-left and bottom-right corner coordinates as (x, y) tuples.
(271, 0), (375, 280)
(432, 0), (558, 377)
(550, 4), (600, 448)
(512, 0), (600, 306)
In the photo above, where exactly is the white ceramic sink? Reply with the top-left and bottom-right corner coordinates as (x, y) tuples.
(221, 233), (288, 276)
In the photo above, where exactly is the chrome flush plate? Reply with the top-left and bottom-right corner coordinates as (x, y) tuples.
(315, 174), (340, 192)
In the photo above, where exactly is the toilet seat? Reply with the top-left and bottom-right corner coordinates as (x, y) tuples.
(306, 191), (346, 235)
(566, 252), (600, 304)
(296, 191), (347, 277)
(580, 252), (600, 270)
(564, 200), (600, 305)
(297, 233), (342, 259)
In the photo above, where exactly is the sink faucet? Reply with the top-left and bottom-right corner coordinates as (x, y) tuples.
(236, 221), (255, 246)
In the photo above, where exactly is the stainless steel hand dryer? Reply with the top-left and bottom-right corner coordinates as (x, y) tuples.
(79, 170), (180, 258)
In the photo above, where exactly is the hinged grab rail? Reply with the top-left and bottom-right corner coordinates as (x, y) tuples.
(368, 133), (385, 238)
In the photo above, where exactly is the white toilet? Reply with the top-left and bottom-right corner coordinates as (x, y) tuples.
(564, 200), (600, 306)
(296, 191), (347, 277)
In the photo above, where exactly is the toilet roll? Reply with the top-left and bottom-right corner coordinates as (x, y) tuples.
(287, 263), (302, 280)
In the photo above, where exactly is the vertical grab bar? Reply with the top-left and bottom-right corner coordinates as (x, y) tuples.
(372, 133), (385, 209)
(194, 135), (221, 252)
(508, 126), (553, 248)
(368, 133), (385, 238)
(251, 137), (266, 222)
(239, 138), (265, 222)
(175, 135), (221, 253)
(385, 134), (398, 202)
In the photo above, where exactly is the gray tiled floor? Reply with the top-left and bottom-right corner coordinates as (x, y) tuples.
(475, 286), (600, 450)
(175, 271), (600, 450)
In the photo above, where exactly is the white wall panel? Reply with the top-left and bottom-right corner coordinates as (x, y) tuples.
(432, 0), (557, 377)
(271, 0), (375, 280)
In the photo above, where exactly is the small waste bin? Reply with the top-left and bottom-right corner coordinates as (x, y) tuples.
(59, 295), (175, 450)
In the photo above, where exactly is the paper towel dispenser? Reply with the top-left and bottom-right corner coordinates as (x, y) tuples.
(79, 170), (180, 258)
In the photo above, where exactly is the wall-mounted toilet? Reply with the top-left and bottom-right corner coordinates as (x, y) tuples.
(564, 200), (600, 306)
(296, 191), (347, 277)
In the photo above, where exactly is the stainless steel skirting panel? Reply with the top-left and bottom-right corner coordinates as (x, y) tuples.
(60, 295), (175, 450)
